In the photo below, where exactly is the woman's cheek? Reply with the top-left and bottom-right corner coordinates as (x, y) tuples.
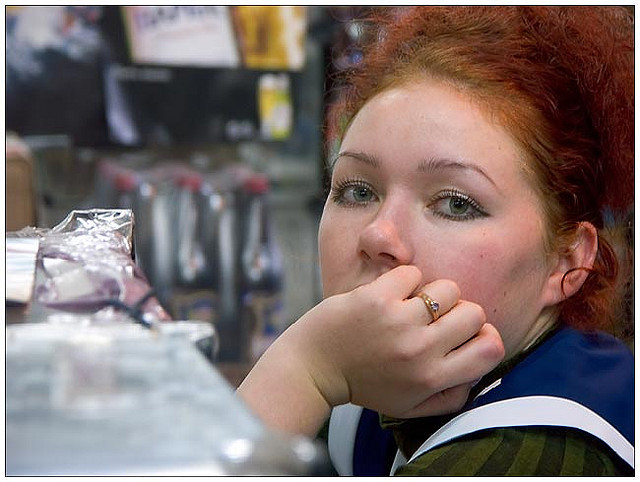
(318, 217), (358, 297)
(427, 244), (508, 311)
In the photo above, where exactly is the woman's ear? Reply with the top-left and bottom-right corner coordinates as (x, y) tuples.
(543, 222), (598, 305)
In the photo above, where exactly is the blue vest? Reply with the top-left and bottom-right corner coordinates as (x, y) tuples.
(328, 327), (634, 475)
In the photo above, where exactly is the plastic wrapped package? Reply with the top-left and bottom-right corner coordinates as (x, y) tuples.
(12, 208), (171, 325)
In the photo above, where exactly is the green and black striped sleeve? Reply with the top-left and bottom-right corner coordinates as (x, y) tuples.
(394, 426), (633, 476)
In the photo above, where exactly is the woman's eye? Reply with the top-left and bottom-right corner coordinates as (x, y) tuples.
(449, 197), (470, 215)
(331, 180), (377, 206)
(429, 190), (487, 221)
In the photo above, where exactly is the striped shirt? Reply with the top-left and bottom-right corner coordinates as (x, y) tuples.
(392, 426), (633, 476)
(383, 327), (634, 476)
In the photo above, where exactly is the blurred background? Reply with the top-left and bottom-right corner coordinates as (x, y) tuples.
(6, 6), (382, 371)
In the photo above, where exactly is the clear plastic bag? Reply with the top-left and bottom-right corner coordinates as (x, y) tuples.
(13, 208), (171, 324)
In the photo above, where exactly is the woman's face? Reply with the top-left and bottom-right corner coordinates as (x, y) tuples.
(318, 80), (560, 357)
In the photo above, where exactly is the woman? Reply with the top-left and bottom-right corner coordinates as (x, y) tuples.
(238, 6), (634, 475)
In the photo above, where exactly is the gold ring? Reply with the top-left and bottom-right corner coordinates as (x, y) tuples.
(417, 292), (440, 322)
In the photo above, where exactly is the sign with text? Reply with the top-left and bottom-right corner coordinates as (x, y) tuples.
(122, 6), (240, 68)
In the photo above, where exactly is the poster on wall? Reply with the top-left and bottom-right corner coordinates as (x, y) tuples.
(122, 6), (240, 67)
(232, 6), (307, 71)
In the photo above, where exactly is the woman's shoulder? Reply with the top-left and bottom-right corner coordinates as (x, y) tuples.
(476, 326), (633, 406)
(468, 326), (634, 445)
(395, 426), (633, 476)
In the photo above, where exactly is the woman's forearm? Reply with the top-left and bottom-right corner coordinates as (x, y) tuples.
(236, 331), (333, 437)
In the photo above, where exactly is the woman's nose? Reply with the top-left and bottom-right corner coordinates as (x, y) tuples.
(357, 205), (414, 267)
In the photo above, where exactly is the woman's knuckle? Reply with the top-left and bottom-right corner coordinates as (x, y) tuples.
(441, 279), (461, 300)
(394, 343), (419, 362)
(459, 300), (486, 325)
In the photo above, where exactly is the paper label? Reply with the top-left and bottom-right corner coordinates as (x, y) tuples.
(122, 6), (240, 67)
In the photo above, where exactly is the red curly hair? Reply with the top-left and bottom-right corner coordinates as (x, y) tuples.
(326, 6), (634, 332)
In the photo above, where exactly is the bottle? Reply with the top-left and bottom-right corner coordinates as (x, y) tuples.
(239, 173), (285, 362)
(143, 163), (184, 313)
(258, 73), (293, 141)
(198, 169), (238, 361)
(170, 170), (218, 326)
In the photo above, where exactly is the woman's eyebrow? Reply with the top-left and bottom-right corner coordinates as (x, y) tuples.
(334, 150), (380, 168)
(418, 157), (498, 189)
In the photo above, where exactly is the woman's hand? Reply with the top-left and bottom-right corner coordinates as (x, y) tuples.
(237, 265), (504, 436)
